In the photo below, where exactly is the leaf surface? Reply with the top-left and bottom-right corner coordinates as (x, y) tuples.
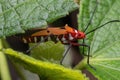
(0, 0), (78, 37)
(4, 48), (88, 80)
(78, 0), (120, 80)
(30, 41), (64, 63)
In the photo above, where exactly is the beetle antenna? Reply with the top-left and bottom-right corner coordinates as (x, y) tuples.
(82, 0), (98, 56)
(84, 0), (98, 32)
(86, 20), (120, 35)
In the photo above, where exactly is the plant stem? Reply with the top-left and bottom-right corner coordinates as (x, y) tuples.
(0, 39), (11, 80)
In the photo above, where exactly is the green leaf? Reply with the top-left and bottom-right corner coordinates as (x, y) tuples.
(0, 0), (78, 38)
(0, 51), (11, 80)
(4, 48), (89, 80)
(0, 39), (11, 80)
(30, 41), (64, 63)
(78, 0), (120, 80)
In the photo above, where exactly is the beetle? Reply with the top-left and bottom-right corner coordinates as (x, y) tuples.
(21, 24), (85, 44)
(21, 24), (87, 64)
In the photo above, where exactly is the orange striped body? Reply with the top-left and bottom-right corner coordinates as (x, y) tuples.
(21, 24), (86, 44)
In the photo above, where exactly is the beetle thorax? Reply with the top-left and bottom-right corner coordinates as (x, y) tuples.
(70, 30), (86, 39)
